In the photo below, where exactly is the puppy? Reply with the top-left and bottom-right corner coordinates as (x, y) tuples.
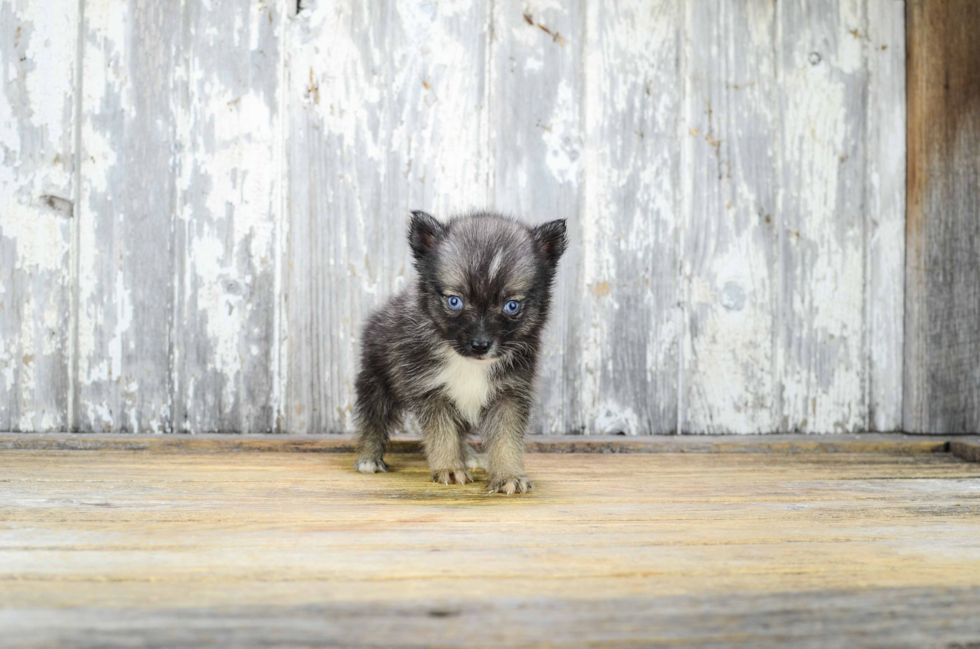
(353, 210), (567, 494)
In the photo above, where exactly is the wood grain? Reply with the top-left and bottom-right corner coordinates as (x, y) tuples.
(6, 588), (980, 649)
(579, 0), (681, 435)
(1, 448), (979, 646)
(74, 0), (181, 432)
(905, 0), (980, 433)
(171, 0), (284, 433)
(866, 0), (905, 432)
(682, 0), (778, 433)
(776, 0), (870, 433)
(0, 0), (77, 431)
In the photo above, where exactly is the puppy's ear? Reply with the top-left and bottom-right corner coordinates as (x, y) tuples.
(532, 219), (568, 268)
(408, 211), (445, 261)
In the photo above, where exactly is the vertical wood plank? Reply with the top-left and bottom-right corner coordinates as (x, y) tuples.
(284, 0), (488, 433)
(776, 0), (869, 433)
(75, 0), (179, 432)
(579, 0), (681, 434)
(865, 0), (905, 431)
(171, 0), (283, 432)
(905, 0), (980, 433)
(489, 0), (585, 433)
(0, 0), (77, 431)
(682, 0), (778, 433)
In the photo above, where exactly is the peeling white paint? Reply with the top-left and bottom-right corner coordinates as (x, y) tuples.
(865, 0), (905, 432)
(594, 402), (642, 436)
(0, 0), (76, 431)
(541, 80), (580, 185)
(169, 0), (282, 432)
(1, 0), (906, 435)
(778, 3), (868, 433)
(0, 202), (69, 273)
(22, 8), (74, 150)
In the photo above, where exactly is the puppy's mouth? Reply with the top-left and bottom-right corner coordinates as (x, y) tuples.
(453, 344), (498, 362)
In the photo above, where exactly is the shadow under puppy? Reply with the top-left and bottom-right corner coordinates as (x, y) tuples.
(354, 210), (567, 494)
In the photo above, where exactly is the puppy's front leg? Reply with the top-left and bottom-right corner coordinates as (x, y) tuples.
(482, 394), (532, 495)
(419, 401), (472, 485)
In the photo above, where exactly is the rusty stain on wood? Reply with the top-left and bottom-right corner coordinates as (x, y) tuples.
(589, 281), (610, 297)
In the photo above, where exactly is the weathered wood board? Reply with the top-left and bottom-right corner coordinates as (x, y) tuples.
(0, 0), (77, 431)
(284, 0), (490, 434)
(0, 432), (962, 454)
(579, 0), (682, 434)
(74, 0), (181, 432)
(490, 0), (586, 434)
(0, 0), (913, 434)
(905, 0), (980, 434)
(8, 588), (980, 649)
(682, 0), (779, 433)
(2, 447), (980, 646)
(6, 588), (980, 649)
(777, 0), (870, 434)
(866, 0), (906, 432)
(171, 0), (283, 433)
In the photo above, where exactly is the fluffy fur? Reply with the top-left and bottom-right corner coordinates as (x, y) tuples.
(353, 210), (567, 494)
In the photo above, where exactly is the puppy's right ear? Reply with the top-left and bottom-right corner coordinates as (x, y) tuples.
(408, 210), (445, 261)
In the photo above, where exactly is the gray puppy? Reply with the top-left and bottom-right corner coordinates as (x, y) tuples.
(353, 210), (567, 494)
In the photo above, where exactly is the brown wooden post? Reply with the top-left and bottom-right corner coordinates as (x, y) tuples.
(905, 1), (980, 433)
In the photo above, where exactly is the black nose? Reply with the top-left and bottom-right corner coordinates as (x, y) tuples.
(470, 339), (490, 354)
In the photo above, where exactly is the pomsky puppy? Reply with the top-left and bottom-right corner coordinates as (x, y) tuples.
(353, 210), (567, 494)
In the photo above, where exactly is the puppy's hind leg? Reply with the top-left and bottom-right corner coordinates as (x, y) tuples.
(353, 370), (400, 474)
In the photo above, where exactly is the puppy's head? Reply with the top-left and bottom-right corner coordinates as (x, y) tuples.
(409, 210), (567, 361)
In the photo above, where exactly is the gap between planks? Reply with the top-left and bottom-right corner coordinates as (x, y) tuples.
(1, 434), (977, 459)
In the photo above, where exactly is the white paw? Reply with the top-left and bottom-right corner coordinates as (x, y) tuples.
(354, 458), (389, 474)
(488, 475), (532, 495)
(432, 468), (473, 486)
(464, 452), (487, 471)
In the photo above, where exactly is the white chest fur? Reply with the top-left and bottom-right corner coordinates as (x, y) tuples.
(429, 350), (496, 424)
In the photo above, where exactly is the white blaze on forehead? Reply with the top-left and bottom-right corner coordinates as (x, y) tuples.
(488, 249), (504, 280)
(435, 223), (538, 291)
(429, 347), (496, 424)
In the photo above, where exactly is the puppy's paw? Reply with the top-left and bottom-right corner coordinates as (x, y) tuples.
(354, 458), (389, 474)
(464, 452), (487, 471)
(432, 468), (473, 486)
(487, 475), (532, 495)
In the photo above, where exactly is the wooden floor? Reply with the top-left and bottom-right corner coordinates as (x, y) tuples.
(3, 438), (980, 648)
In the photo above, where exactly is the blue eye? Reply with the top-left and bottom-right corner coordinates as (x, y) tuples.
(504, 300), (520, 314)
(447, 295), (463, 310)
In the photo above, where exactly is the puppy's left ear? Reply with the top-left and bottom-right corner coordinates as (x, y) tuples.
(532, 219), (568, 268)
(408, 210), (445, 262)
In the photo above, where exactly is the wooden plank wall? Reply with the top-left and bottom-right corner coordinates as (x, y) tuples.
(905, 0), (980, 434)
(0, 0), (77, 431)
(1, 0), (909, 434)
